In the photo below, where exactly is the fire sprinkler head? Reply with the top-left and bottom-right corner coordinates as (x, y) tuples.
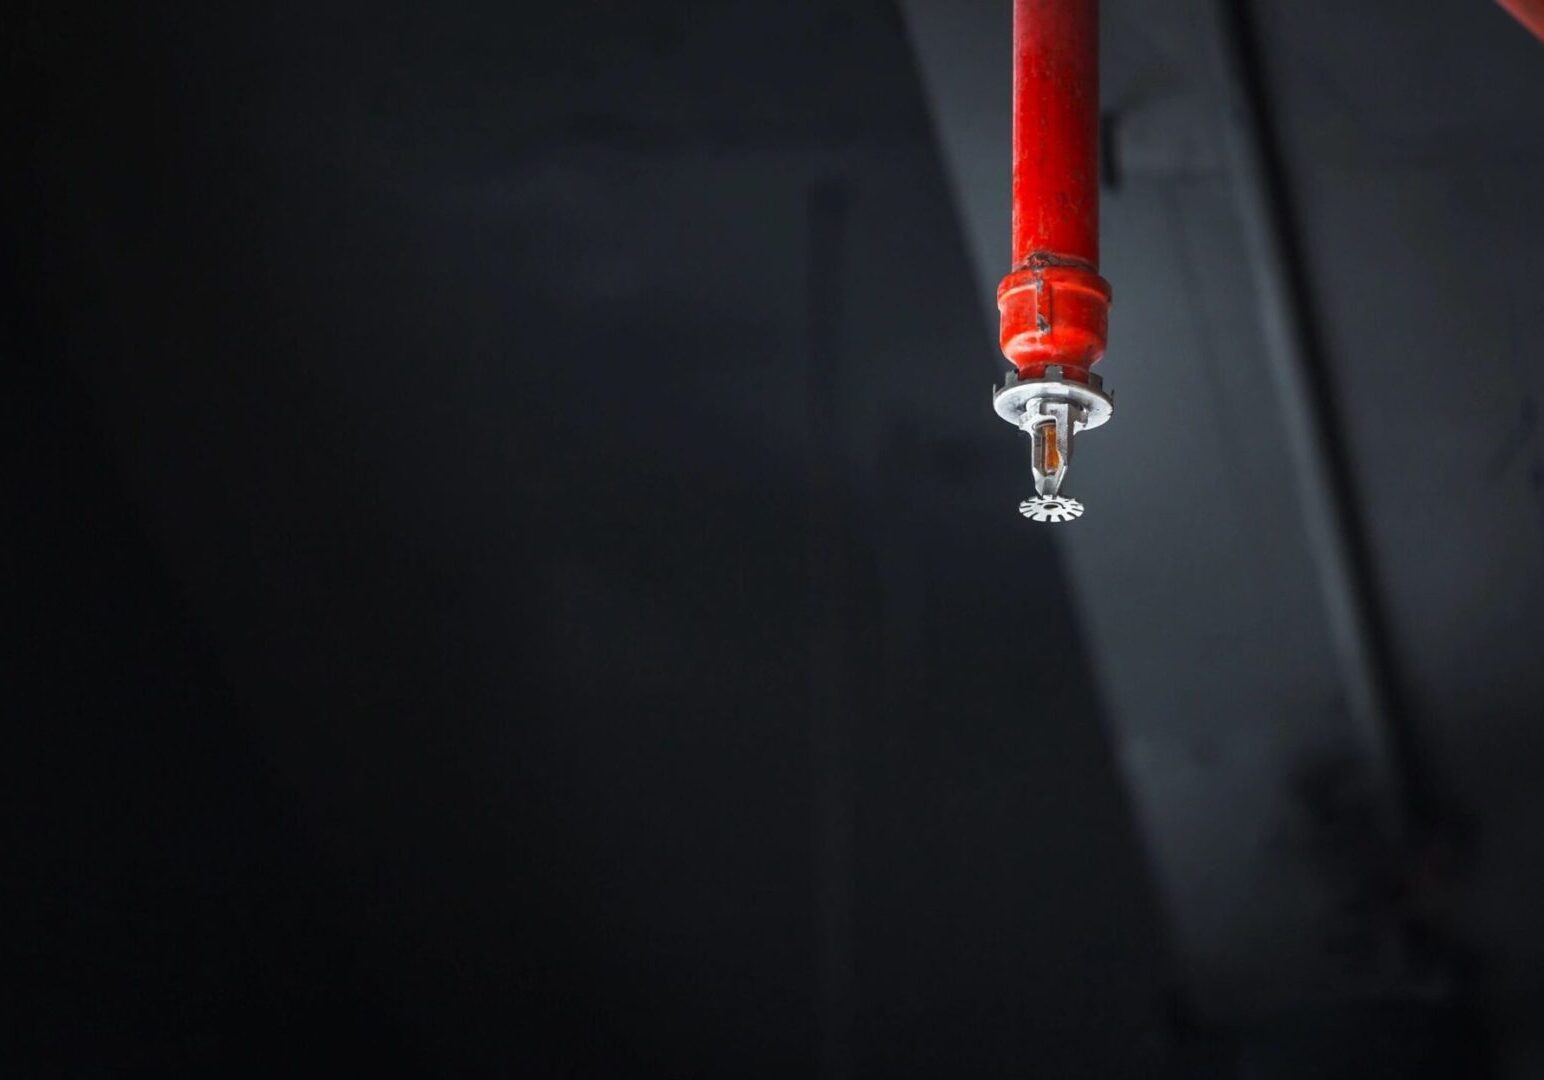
(1019, 495), (1085, 523)
(993, 366), (1113, 521)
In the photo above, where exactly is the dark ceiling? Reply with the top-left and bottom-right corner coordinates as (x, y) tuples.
(8, 1), (1544, 1076)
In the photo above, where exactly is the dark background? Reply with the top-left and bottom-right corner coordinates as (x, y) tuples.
(7, 1), (1544, 1076)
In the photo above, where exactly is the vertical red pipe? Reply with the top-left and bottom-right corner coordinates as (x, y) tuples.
(998, 0), (1110, 384)
(1497, 0), (1544, 43)
(1010, 0), (1099, 267)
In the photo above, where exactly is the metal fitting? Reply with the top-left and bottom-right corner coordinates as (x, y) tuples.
(993, 365), (1113, 517)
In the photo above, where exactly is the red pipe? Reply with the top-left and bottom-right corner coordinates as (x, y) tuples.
(998, 0), (1109, 384)
(1497, 0), (1544, 43)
